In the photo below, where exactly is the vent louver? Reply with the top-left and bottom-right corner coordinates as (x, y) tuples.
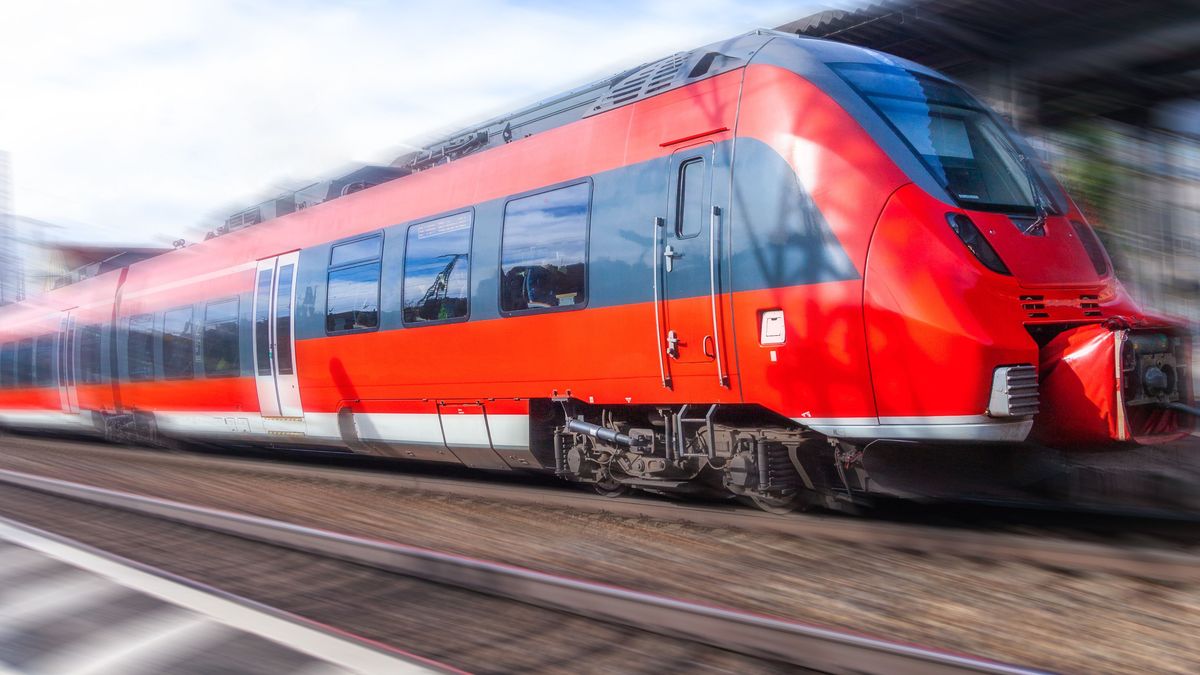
(988, 365), (1040, 418)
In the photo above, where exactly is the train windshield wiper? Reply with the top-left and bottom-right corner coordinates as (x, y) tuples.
(1015, 151), (1049, 235)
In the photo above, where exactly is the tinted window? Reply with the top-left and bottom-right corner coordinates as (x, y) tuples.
(403, 212), (471, 324)
(162, 306), (195, 379)
(34, 334), (56, 387)
(330, 236), (382, 267)
(79, 325), (103, 384)
(127, 314), (155, 381)
(677, 158), (707, 239)
(16, 339), (33, 387)
(833, 63), (1052, 214)
(0, 342), (13, 388)
(326, 265), (381, 332)
(255, 268), (273, 375)
(204, 298), (240, 377)
(327, 236), (382, 333)
(275, 264), (294, 374)
(500, 182), (589, 313)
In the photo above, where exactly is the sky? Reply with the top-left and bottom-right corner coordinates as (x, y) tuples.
(0, 0), (816, 248)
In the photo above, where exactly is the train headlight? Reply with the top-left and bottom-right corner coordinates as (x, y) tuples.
(946, 213), (1011, 275)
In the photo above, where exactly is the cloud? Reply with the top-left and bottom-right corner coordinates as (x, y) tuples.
(0, 1), (807, 246)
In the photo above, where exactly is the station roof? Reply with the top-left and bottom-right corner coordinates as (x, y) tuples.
(778, 0), (1200, 126)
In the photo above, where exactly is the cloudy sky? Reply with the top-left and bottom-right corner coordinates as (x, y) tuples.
(0, 1), (816, 247)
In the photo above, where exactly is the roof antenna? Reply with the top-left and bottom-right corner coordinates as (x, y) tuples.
(502, 122), (513, 144)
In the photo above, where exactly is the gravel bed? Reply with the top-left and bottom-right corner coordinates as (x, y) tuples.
(0, 436), (1196, 673)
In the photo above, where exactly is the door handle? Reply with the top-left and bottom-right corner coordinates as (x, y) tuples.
(703, 334), (715, 359)
(666, 330), (680, 359)
(663, 245), (680, 273)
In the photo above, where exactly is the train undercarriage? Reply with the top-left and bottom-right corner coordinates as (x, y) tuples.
(543, 401), (867, 512)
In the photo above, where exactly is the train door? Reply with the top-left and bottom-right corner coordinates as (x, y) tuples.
(655, 142), (733, 394)
(253, 252), (304, 424)
(58, 310), (79, 414)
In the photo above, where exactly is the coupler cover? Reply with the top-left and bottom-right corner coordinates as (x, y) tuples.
(1031, 318), (1193, 448)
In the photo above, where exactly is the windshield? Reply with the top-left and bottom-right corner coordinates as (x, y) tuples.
(833, 62), (1049, 214)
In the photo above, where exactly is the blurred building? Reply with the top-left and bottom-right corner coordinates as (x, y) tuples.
(1, 210), (167, 300)
(781, 0), (1200, 324)
(0, 151), (22, 305)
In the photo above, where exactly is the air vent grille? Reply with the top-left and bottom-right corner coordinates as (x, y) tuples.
(988, 365), (1040, 418)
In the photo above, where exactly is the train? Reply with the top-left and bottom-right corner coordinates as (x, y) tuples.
(0, 30), (1193, 511)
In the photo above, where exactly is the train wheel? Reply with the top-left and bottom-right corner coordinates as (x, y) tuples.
(748, 492), (802, 514)
(593, 478), (628, 498)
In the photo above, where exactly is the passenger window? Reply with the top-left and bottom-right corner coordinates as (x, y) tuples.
(254, 268), (273, 375)
(162, 306), (195, 379)
(204, 298), (240, 377)
(676, 157), (707, 239)
(0, 342), (13, 388)
(78, 326), (103, 384)
(34, 334), (55, 387)
(16, 338), (33, 387)
(127, 313), (155, 381)
(500, 182), (589, 313)
(326, 236), (382, 333)
(403, 211), (472, 325)
(275, 264), (295, 374)
(330, 236), (382, 267)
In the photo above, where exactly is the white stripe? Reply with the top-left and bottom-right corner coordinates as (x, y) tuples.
(0, 574), (126, 631)
(0, 520), (434, 674)
(0, 545), (61, 582)
(34, 610), (223, 675)
(155, 409), (531, 450)
(0, 410), (94, 431)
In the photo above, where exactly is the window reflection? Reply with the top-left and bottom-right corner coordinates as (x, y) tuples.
(403, 212), (471, 324)
(501, 182), (589, 313)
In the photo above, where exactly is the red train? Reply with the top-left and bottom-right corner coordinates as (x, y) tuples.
(0, 31), (1192, 510)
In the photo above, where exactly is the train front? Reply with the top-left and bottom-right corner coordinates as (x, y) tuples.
(810, 46), (1195, 450)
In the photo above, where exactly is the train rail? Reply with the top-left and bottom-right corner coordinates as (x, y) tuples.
(0, 467), (1041, 675)
(2, 436), (1198, 584)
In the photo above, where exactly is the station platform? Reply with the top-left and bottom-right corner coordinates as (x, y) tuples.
(0, 518), (444, 674)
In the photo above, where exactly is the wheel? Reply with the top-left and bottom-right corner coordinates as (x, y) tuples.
(592, 478), (629, 498)
(748, 492), (802, 514)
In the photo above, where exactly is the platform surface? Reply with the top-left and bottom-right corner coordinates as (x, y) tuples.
(0, 518), (440, 674)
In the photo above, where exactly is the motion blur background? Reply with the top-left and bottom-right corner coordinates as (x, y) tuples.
(1, 0), (1198, 333)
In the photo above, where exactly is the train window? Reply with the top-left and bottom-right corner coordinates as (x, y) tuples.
(676, 157), (707, 239)
(500, 182), (589, 313)
(204, 298), (240, 377)
(34, 334), (55, 387)
(330, 236), (382, 267)
(127, 313), (155, 381)
(78, 325), (103, 384)
(0, 342), (12, 388)
(326, 236), (382, 333)
(162, 306), (195, 380)
(16, 339), (33, 387)
(402, 211), (472, 325)
(255, 268), (273, 375)
(275, 264), (295, 374)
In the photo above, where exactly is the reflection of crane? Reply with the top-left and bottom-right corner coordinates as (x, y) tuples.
(416, 253), (465, 312)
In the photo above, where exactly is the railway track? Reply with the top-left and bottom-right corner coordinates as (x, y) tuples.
(0, 469), (1041, 674)
(2, 435), (1197, 584)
